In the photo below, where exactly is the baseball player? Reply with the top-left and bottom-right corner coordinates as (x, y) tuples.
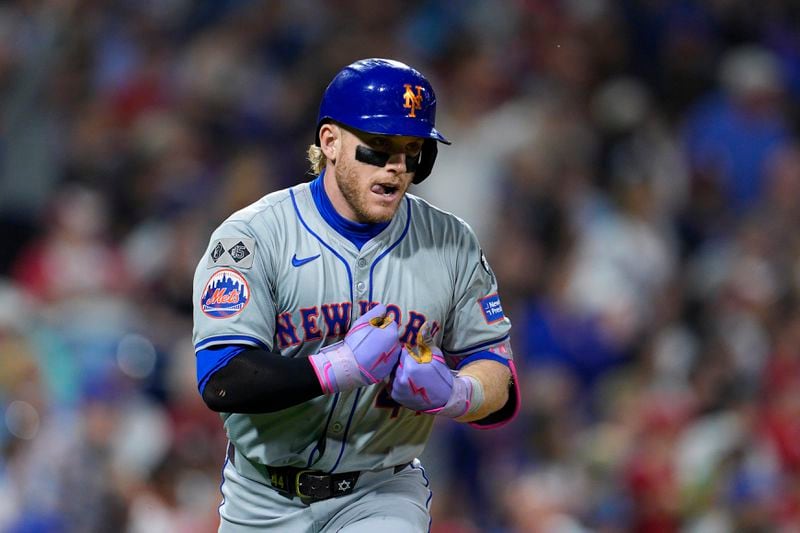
(193, 58), (520, 532)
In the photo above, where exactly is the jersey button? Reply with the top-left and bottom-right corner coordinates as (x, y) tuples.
(357, 258), (367, 267)
(356, 281), (366, 293)
(332, 422), (344, 433)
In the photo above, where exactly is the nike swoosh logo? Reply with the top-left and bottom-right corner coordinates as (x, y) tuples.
(291, 253), (321, 267)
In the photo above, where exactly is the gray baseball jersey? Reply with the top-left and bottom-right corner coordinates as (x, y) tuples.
(192, 179), (513, 474)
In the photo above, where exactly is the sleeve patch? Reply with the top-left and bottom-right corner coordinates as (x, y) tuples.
(207, 237), (255, 269)
(478, 293), (505, 324)
(200, 269), (250, 318)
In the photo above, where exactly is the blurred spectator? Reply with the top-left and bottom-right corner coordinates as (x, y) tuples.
(12, 183), (129, 303)
(683, 45), (792, 215)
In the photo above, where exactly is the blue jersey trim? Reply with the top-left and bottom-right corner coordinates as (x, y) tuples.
(368, 197), (412, 303)
(195, 334), (269, 352)
(293, 185), (361, 469)
(218, 444), (230, 518)
(455, 350), (510, 370)
(310, 172), (389, 250)
(446, 334), (510, 356)
(196, 345), (247, 394)
(291, 188), (354, 305)
(328, 388), (362, 473)
(414, 462), (433, 533)
(293, 186), (356, 468)
(307, 392), (340, 467)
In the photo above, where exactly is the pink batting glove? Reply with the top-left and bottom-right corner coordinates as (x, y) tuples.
(309, 304), (401, 394)
(390, 326), (474, 418)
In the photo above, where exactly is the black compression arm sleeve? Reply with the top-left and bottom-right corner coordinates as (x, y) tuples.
(202, 348), (324, 414)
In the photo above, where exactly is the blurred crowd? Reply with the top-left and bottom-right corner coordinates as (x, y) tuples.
(1, 1), (800, 532)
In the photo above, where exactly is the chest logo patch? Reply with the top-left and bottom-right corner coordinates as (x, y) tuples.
(201, 269), (250, 319)
(291, 253), (321, 267)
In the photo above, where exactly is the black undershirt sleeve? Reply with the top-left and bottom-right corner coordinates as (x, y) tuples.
(202, 348), (324, 414)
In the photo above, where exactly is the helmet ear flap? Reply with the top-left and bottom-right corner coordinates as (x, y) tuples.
(413, 139), (438, 184)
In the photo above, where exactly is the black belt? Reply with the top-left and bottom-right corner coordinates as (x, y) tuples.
(265, 465), (360, 501)
(227, 442), (409, 503)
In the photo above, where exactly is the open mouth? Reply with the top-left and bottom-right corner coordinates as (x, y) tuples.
(371, 183), (399, 197)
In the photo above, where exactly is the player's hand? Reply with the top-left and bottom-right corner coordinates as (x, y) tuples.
(390, 327), (473, 418)
(309, 304), (401, 394)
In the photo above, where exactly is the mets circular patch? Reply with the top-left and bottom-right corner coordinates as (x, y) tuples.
(201, 269), (250, 319)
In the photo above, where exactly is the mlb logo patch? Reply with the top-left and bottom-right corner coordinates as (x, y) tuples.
(478, 293), (504, 324)
(201, 269), (250, 319)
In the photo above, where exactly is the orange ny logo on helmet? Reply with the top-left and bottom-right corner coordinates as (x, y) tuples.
(403, 84), (424, 117)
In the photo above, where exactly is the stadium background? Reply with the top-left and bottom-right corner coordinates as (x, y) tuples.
(1, 1), (800, 531)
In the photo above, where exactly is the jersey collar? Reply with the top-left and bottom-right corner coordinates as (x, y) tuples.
(310, 171), (390, 251)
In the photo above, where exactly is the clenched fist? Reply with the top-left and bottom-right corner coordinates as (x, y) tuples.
(390, 327), (475, 418)
(310, 304), (401, 394)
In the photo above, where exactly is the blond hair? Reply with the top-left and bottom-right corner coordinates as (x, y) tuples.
(307, 144), (327, 175)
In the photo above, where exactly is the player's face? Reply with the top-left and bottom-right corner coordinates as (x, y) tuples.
(329, 127), (422, 224)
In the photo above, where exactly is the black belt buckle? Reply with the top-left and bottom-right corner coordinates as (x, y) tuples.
(296, 470), (332, 500)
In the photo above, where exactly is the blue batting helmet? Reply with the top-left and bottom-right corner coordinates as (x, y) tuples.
(315, 58), (450, 183)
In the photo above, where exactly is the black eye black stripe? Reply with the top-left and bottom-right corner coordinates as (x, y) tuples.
(355, 145), (421, 173)
(355, 145), (391, 167)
